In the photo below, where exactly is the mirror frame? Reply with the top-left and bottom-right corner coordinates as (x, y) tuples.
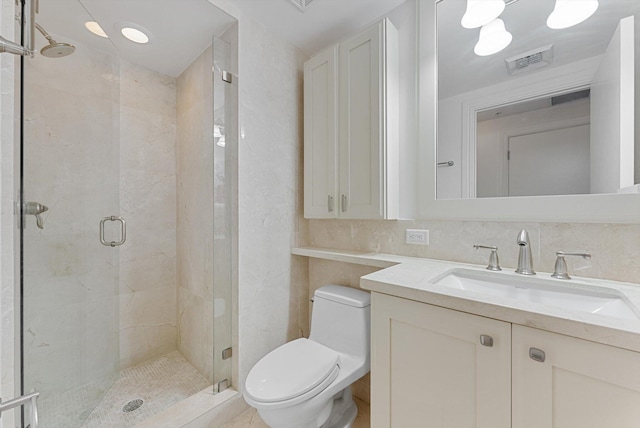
(418, 0), (640, 223)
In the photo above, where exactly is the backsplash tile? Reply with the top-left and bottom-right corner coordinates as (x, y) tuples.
(309, 220), (640, 284)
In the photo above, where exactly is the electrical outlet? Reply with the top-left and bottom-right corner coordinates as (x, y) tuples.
(406, 229), (429, 245)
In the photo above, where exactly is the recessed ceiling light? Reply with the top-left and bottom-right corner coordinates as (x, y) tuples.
(85, 21), (108, 38)
(121, 27), (149, 44)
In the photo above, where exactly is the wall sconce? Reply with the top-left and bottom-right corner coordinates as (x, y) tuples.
(547, 0), (599, 29)
(474, 18), (513, 56)
(463, 0), (599, 57)
(461, 0), (506, 29)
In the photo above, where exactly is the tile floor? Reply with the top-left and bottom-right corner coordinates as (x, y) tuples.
(221, 397), (370, 427)
(37, 351), (210, 428)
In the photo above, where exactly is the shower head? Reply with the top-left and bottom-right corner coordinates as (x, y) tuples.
(35, 23), (75, 58)
(40, 41), (75, 58)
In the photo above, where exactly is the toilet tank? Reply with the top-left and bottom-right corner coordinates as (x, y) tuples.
(309, 285), (371, 360)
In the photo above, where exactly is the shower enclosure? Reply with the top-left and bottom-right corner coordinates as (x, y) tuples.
(6, 0), (238, 426)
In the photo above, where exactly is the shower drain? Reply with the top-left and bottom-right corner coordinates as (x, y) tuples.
(122, 398), (144, 413)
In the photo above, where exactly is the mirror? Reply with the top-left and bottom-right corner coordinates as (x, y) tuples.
(418, 0), (640, 223)
(436, 0), (640, 199)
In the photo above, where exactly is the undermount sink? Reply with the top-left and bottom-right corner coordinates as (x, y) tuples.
(432, 268), (640, 322)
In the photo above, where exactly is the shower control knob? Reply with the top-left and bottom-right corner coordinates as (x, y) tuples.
(23, 201), (48, 229)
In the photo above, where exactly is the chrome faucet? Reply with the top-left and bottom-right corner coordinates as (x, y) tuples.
(515, 229), (535, 275)
(473, 245), (501, 271)
(551, 251), (591, 280)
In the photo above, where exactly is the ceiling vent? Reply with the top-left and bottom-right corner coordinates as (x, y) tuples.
(505, 44), (554, 76)
(288, 0), (315, 12)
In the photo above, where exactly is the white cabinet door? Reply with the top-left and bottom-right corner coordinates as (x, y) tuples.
(304, 46), (338, 218)
(338, 19), (398, 219)
(371, 293), (511, 428)
(513, 325), (640, 428)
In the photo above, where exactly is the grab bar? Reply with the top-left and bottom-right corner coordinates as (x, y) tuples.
(437, 161), (454, 167)
(0, 391), (39, 428)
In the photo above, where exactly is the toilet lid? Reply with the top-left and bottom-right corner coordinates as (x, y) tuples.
(245, 338), (340, 403)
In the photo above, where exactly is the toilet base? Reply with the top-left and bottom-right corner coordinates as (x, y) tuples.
(321, 387), (358, 428)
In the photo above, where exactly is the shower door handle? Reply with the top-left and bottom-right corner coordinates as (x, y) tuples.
(100, 216), (126, 247)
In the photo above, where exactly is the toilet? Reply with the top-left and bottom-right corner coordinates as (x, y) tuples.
(244, 285), (371, 428)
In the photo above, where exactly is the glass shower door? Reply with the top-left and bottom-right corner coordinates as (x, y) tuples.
(212, 34), (236, 392)
(21, 37), (121, 427)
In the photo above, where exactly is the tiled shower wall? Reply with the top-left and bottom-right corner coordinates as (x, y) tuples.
(176, 46), (216, 382)
(118, 60), (178, 369)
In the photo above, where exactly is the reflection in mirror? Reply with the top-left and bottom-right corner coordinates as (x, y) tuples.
(436, 0), (640, 200)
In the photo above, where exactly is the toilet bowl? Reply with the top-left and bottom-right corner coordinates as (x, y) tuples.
(244, 285), (371, 428)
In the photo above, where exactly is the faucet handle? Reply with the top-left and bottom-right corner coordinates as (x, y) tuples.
(551, 251), (592, 280)
(473, 245), (502, 271)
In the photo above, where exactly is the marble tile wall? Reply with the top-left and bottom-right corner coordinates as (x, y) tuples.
(176, 46), (215, 382)
(308, 220), (640, 284)
(237, 15), (309, 390)
(118, 60), (178, 369)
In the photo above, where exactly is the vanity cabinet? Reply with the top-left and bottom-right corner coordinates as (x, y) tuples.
(371, 293), (640, 428)
(370, 292), (512, 428)
(303, 18), (399, 219)
(512, 325), (640, 428)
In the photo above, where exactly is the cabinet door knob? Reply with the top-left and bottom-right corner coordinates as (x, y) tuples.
(480, 335), (493, 347)
(529, 347), (546, 363)
(341, 194), (347, 212)
(328, 195), (334, 212)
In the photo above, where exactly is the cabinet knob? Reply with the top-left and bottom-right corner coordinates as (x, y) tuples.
(529, 347), (546, 363)
(341, 194), (347, 212)
(480, 335), (493, 347)
(328, 195), (334, 212)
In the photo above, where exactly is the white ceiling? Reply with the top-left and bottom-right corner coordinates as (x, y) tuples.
(35, 0), (406, 77)
(228, 0), (407, 56)
(437, 0), (640, 99)
(37, 0), (236, 77)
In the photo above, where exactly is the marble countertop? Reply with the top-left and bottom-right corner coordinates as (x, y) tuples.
(292, 247), (640, 353)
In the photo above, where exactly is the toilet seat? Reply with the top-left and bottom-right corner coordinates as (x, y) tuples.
(245, 338), (340, 406)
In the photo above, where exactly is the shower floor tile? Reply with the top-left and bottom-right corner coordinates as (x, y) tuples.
(38, 351), (210, 428)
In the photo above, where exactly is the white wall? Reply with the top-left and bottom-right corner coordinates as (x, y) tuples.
(476, 98), (590, 197)
(386, 0), (418, 219)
